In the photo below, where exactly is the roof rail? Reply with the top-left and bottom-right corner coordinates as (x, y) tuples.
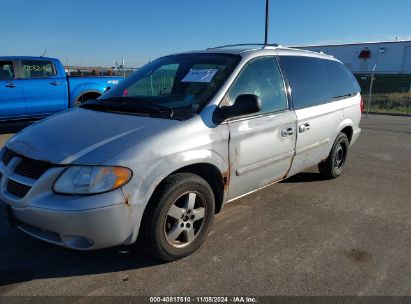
(207, 43), (280, 50)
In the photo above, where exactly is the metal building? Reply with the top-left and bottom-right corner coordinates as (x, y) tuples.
(294, 40), (411, 74)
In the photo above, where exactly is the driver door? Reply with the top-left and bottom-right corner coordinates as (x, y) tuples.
(225, 56), (297, 200)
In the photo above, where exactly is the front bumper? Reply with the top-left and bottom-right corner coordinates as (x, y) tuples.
(0, 198), (134, 250)
(0, 148), (138, 250)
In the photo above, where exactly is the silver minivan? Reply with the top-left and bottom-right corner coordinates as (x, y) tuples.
(0, 45), (362, 261)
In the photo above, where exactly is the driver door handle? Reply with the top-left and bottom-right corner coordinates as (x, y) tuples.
(49, 81), (61, 86)
(281, 127), (295, 137)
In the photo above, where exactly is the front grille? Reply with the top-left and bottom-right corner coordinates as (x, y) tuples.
(7, 180), (31, 198)
(1, 148), (57, 199)
(2, 148), (55, 180)
(2, 148), (16, 166)
(15, 158), (54, 179)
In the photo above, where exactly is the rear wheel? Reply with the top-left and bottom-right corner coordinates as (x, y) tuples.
(140, 173), (215, 261)
(318, 132), (349, 179)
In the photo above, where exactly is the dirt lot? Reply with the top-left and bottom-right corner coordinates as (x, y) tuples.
(0, 115), (410, 296)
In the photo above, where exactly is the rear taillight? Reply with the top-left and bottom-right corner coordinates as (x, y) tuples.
(360, 96), (364, 113)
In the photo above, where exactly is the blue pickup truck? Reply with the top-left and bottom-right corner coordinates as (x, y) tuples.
(0, 56), (123, 121)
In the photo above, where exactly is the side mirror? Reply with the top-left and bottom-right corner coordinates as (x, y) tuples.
(213, 94), (261, 124)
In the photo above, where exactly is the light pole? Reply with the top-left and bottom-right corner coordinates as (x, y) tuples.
(264, 0), (270, 45)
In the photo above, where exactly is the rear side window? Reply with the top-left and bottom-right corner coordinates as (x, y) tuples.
(279, 56), (360, 110)
(21, 60), (56, 78)
(0, 61), (15, 80)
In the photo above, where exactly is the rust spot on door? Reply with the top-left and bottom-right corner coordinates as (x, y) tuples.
(222, 170), (230, 192)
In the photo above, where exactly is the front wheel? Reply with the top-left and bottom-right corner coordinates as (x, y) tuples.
(140, 173), (215, 261)
(318, 132), (350, 179)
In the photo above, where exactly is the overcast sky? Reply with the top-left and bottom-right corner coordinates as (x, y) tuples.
(1, 0), (410, 67)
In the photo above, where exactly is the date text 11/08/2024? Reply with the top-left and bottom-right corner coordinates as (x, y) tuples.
(149, 296), (258, 303)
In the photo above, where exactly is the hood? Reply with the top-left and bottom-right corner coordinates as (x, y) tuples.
(6, 108), (179, 165)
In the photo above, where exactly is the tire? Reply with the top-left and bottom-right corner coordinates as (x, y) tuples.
(74, 95), (85, 107)
(140, 173), (215, 261)
(74, 99), (82, 107)
(74, 93), (101, 107)
(318, 132), (350, 179)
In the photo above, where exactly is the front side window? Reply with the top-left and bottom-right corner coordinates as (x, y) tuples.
(96, 53), (240, 120)
(227, 57), (288, 114)
(21, 60), (56, 78)
(0, 61), (15, 80)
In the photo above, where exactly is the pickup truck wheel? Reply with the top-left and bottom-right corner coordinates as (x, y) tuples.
(74, 93), (101, 107)
(318, 132), (349, 179)
(74, 99), (82, 107)
(74, 95), (86, 107)
(140, 173), (215, 261)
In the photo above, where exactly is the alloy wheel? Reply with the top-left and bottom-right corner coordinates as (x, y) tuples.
(164, 191), (206, 248)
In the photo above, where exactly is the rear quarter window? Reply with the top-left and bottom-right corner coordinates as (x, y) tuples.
(325, 60), (361, 98)
(0, 61), (15, 80)
(279, 56), (360, 110)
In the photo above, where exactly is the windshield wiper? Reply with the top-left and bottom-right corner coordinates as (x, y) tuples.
(101, 97), (174, 118)
(81, 98), (174, 119)
(332, 93), (356, 99)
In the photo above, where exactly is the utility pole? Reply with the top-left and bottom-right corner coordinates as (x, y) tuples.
(264, 0), (270, 45)
(367, 63), (377, 118)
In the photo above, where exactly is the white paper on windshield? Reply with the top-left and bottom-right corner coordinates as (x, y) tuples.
(181, 69), (218, 83)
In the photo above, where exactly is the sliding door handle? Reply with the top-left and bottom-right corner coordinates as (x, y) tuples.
(299, 123), (311, 133)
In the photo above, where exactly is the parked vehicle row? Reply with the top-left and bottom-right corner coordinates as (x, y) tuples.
(0, 45), (362, 261)
(0, 56), (122, 121)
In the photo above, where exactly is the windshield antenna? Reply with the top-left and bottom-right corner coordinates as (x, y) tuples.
(264, 0), (270, 45)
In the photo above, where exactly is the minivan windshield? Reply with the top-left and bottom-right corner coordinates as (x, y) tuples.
(82, 53), (240, 120)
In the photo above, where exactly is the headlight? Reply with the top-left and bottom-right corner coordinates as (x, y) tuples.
(53, 166), (132, 195)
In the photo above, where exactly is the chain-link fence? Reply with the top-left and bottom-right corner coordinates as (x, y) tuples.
(65, 66), (139, 77)
(355, 74), (411, 115)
